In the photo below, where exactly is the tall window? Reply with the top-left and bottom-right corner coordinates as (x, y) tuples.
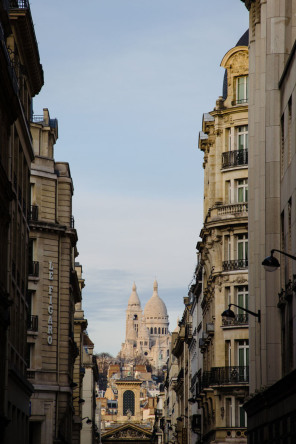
(236, 76), (248, 104)
(237, 179), (248, 203)
(237, 234), (248, 265)
(237, 286), (248, 313)
(225, 340), (231, 366)
(224, 236), (231, 261)
(237, 126), (248, 150)
(123, 390), (135, 416)
(237, 339), (249, 381)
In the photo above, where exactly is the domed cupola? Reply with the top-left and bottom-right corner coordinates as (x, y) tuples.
(144, 280), (168, 318)
(128, 282), (141, 308)
(144, 281), (169, 342)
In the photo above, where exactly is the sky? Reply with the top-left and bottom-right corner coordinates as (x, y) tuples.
(30, 0), (249, 356)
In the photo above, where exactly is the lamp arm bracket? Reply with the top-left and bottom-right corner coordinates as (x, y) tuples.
(229, 304), (261, 321)
(271, 249), (296, 261)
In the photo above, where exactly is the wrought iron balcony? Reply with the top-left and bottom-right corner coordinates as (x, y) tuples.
(28, 261), (39, 277)
(222, 313), (248, 326)
(200, 366), (249, 390)
(222, 259), (248, 271)
(222, 149), (248, 168)
(27, 314), (38, 332)
(28, 205), (38, 221)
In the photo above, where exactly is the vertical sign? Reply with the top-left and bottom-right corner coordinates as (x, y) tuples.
(48, 261), (54, 345)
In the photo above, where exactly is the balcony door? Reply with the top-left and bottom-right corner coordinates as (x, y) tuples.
(237, 234), (248, 267)
(238, 340), (249, 381)
(237, 286), (248, 321)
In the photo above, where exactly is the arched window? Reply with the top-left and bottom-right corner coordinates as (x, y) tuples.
(162, 328), (164, 334)
(154, 327), (157, 334)
(158, 327), (161, 334)
(123, 390), (135, 416)
(150, 327), (153, 334)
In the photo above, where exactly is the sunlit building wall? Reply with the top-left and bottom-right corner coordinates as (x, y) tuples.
(197, 32), (249, 443)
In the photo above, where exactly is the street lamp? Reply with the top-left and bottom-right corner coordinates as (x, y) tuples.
(221, 303), (261, 323)
(262, 249), (296, 271)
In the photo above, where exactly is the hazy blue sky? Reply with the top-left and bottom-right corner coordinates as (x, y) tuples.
(30, 1), (248, 356)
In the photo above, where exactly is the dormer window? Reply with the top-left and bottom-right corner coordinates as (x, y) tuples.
(236, 76), (248, 104)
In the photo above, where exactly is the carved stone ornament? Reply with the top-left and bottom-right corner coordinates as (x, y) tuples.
(233, 276), (248, 284)
(228, 52), (249, 75)
(110, 429), (148, 439)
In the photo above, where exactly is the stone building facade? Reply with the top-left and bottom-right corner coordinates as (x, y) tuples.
(197, 33), (249, 443)
(240, 1), (296, 442)
(27, 108), (81, 444)
(73, 263), (88, 444)
(0, 1), (43, 442)
(120, 281), (171, 372)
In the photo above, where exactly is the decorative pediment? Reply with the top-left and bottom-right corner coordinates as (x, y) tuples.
(102, 423), (152, 442)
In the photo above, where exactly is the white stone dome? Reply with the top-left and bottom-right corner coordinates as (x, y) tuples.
(128, 282), (141, 307)
(144, 280), (168, 318)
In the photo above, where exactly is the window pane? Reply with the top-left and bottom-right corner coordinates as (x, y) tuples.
(238, 187), (243, 202)
(238, 242), (243, 259)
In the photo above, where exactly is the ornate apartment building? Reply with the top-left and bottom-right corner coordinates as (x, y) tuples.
(0, 1), (43, 443)
(197, 32), (249, 443)
(240, 1), (296, 442)
(27, 108), (81, 444)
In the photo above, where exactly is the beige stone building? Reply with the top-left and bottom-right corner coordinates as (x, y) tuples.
(171, 298), (192, 444)
(81, 332), (99, 444)
(27, 108), (81, 444)
(197, 32), (249, 443)
(0, 1), (43, 443)
(240, 1), (296, 442)
(120, 281), (171, 372)
(73, 263), (88, 444)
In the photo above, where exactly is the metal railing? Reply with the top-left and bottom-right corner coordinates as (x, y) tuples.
(222, 313), (248, 326)
(70, 215), (75, 228)
(222, 149), (248, 168)
(27, 315), (38, 331)
(199, 366), (249, 391)
(222, 259), (248, 271)
(31, 115), (44, 123)
(28, 261), (39, 277)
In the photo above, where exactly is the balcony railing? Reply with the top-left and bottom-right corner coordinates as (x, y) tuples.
(70, 215), (75, 228)
(217, 203), (248, 216)
(222, 313), (249, 326)
(28, 205), (38, 221)
(28, 261), (39, 277)
(222, 259), (248, 271)
(27, 315), (38, 331)
(199, 366), (249, 391)
(222, 149), (248, 168)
